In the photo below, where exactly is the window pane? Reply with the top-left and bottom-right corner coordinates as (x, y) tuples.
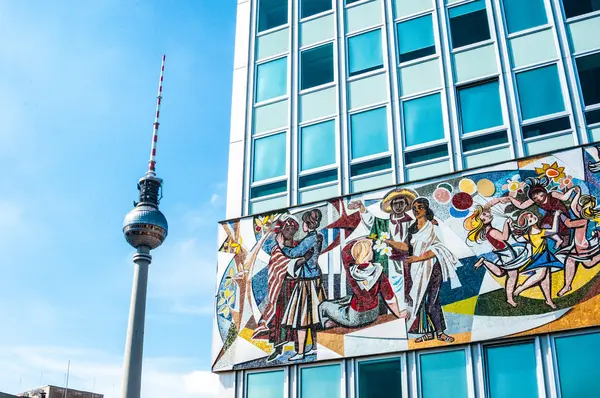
(403, 93), (445, 146)
(300, 364), (341, 398)
(562, 0), (600, 19)
(522, 116), (571, 139)
(299, 169), (337, 188)
(458, 80), (503, 133)
(251, 180), (287, 199)
(350, 107), (389, 159)
(462, 131), (508, 152)
(503, 0), (547, 34)
(350, 156), (392, 177)
(449, 0), (490, 49)
(397, 14), (435, 63)
(405, 144), (448, 164)
(576, 53), (600, 107)
(258, 0), (288, 32)
(358, 358), (402, 398)
(300, 120), (336, 170)
(348, 29), (384, 76)
(420, 350), (468, 398)
(587, 108), (600, 125)
(516, 64), (565, 120)
(555, 332), (600, 398)
(247, 370), (285, 398)
(301, 43), (334, 90)
(256, 57), (288, 102)
(485, 342), (539, 398)
(301, 0), (332, 18)
(253, 132), (286, 181)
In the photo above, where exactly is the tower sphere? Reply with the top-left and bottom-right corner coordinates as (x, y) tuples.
(123, 204), (168, 250)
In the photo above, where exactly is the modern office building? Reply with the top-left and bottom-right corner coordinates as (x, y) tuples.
(213, 0), (600, 397)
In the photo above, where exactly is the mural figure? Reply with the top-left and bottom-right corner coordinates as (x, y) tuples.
(278, 209), (327, 361)
(388, 198), (461, 343)
(509, 177), (578, 249)
(557, 191), (600, 296)
(511, 210), (563, 309)
(349, 189), (417, 278)
(214, 146), (600, 372)
(466, 200), (529, 307)
(319, 238), (405, 329)
(252, 215), (302, 362)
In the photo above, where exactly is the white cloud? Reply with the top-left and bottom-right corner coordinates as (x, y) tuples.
(149, 237), (216, 299)
(0, 345), (219, 398)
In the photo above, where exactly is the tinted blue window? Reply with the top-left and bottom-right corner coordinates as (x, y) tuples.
(449, 0), (490, 49)
(458, 80), (503, 134)
(300, 120), (336, 170)
(358, 358), (402, 398)
(516, 64), (565, 120)
(253, 132), (286, 181)
(348, 29), (384, 76)
(247, 370), (285, 398)
(562, 0), (600, 19)
(420, 350), (468, 398)
(258, 0), (288, 32)
(576, 52), (600, 107)
(301, 43), (334, 90)
(503, 0), (547, 34)
(256, 57), (287, 102)
(555, 332), (600, 398)
(403, 93), (445, 146)
(485, 343), (538, 398)
(397, 14), (435, 63)
(301, 0), (332, 19)
(405, 144), (448, 164)
(301, 364), (341, 398)
(350, 107), (389, 159)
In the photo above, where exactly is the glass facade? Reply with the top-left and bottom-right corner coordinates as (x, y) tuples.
(238, 331), (600, 398)
(233, 0), (600, 240)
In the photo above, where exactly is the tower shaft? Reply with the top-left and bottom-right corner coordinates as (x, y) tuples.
(121, 246), (151, 398)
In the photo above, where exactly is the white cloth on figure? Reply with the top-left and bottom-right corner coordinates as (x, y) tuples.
(407, 221), (461, 326)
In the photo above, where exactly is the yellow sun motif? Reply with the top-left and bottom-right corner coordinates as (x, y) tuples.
(535, 162), (566, 182)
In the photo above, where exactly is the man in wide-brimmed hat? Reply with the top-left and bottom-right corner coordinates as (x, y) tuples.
(348, 188), (418, 277)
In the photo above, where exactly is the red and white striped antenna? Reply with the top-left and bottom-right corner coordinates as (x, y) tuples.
(147, 55), (166, 177)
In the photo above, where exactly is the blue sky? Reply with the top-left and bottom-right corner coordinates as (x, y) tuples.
(0, 1), (235, 396)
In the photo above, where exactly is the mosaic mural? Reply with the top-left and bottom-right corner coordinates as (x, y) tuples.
(212, 145), (600, 371)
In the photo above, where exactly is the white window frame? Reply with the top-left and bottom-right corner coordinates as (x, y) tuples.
(416, 346), (476, 398)
(243, 366), (290, 398)
(347, 102), (395, 186)
(394, 11), (439, 67)
(354, 353), (409, 398)
(256, 0), (291, 35)
(297, 360), (347, 398)
(345, 26), (387, 80)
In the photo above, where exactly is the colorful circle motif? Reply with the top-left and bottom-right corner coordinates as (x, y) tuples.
(452, 192), (474, 210)
(438, 182), (454, 193)
(433, 187), (452, 204)
(459, 178), (477, 195)
(450, 207), (471, 218)
(477, 179), (496, 197)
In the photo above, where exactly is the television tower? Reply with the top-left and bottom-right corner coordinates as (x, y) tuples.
(121, 55), (169, 398)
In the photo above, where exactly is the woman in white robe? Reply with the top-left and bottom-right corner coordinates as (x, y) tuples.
(386, 197), (461, 343)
